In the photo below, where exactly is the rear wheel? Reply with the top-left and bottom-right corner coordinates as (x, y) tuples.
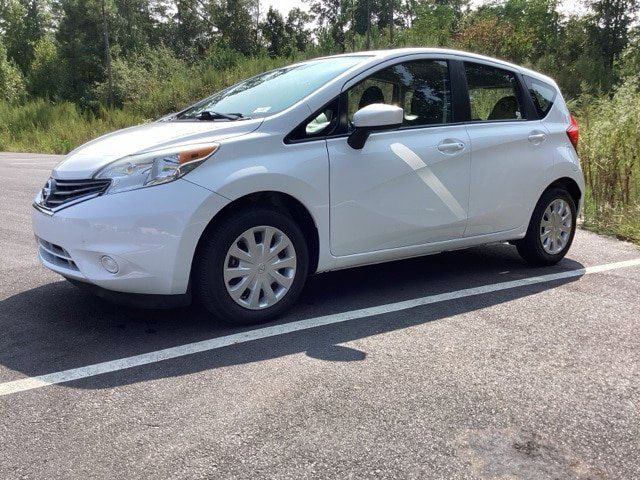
(516, 188), (577, 266)
(195, 208), (309, 325)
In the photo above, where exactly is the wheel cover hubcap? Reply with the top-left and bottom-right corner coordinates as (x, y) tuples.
(223, 226), (297, 310)
(540, 198), (572, 255)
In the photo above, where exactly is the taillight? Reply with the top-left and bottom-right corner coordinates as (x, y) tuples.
(567, 114), (579, 150)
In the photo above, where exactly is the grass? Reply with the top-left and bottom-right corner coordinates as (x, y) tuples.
(576, 80), (640, 245)
(0, 52), (292, 154)
(581, 199), (640, 244)
(0, 100), (144, 154)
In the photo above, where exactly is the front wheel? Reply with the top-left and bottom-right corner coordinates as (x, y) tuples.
(194, 208), (309, 325)
(516, 188), (577, 266)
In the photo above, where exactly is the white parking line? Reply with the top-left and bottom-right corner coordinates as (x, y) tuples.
(7, 162), (59, 166)
(1, 258), (639, 397)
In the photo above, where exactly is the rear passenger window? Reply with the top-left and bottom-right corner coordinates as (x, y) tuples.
(525, 76), (556, 118)
(464, 63), (523, 121)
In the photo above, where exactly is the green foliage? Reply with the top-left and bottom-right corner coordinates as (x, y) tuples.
(26, 35), (63, 99)
(261, 7), (290, 58)
(401, 4), (457, 47)
(93, 46), (187, 108)
(55, 0), (107, 106)
(0, 0), (47, 73)
(0, 99), (144, 153)
(210, 0), (258, 56)
(0, 54), (291, 152)
(0, 43), (26, 102)
(286, 8), (313, 53)
(578, 79), (640, 243)
(454, 16), (534, 63)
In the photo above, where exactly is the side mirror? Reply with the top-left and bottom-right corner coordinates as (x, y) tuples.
(348, 103), (403, 149)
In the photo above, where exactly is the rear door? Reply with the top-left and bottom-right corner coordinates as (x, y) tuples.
(462, 61), (555, 236)
(327, 58), (472, 256)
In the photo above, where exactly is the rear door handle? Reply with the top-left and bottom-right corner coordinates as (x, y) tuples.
(437, 139), (465, 154)
(528, 131), (547, 144)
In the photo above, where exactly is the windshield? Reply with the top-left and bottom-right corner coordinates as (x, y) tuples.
(177, 56), (369, 120)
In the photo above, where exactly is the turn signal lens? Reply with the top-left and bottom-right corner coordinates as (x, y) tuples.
(178, 146), (218, 165)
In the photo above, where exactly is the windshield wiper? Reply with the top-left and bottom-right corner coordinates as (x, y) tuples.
(195, 111), (248, 121)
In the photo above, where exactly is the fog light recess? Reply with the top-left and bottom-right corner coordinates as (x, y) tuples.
(100, 255), (119, 274)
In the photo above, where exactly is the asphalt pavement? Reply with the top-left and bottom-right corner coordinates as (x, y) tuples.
(1, 152), (639, 479)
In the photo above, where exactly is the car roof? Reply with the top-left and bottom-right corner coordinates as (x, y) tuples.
(321, 48), (558, 89)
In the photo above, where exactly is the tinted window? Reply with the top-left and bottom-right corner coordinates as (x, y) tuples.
(346, 60), (452, 128)
(525, 76), (556, 118)
(178, 56), (368, 120)
(464, 63), (523, 121)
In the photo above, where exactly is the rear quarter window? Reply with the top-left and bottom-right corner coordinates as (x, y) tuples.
(524, 76), (556, 118)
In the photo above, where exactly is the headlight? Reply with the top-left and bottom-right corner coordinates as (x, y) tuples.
(94, 143), (219, 194)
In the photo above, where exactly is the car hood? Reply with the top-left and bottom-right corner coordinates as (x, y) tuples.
(51, 118), (263, 179)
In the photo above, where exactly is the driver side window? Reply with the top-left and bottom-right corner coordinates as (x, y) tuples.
(347, 79), (395, 124)
(346, 60), (452, 130)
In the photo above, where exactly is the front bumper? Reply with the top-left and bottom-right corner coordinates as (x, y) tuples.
(32, 179), (229, 295)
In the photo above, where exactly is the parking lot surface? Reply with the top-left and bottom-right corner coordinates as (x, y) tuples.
(1, 152), (639, 479)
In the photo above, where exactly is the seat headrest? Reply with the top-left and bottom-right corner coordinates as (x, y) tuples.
(488, 95), (519, 120)
(358, 86), (385, 110)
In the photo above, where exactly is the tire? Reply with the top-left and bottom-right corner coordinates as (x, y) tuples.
(194, 208), (309, 325)
(516, 187), (577, 266)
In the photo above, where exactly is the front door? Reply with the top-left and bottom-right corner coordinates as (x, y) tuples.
(327, 59), (472, 257)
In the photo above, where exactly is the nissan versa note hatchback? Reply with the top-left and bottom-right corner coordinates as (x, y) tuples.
(33, 48), (584, 325)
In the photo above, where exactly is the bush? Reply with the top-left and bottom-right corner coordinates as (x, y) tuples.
(0, 43), (26, 103)
(27, 36), (64, 100)
(93, 46), (187, 108)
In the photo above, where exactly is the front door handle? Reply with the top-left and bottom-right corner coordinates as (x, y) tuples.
(528, 131), (547, 144)
(437, 139), (465, 154)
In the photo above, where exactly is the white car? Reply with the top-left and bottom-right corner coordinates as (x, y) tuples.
(33, 48), (584, 324)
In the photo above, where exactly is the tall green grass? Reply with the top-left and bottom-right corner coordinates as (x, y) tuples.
(577, 80), (640, 244)
(0, 100), (143, 153)
(0, 53), (293, 153)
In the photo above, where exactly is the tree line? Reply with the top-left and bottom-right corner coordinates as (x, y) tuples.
(0, 0), (638, 110)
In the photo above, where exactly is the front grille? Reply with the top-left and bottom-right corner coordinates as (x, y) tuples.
(41, 178), (111, 209)
(37, 237), (79, 271)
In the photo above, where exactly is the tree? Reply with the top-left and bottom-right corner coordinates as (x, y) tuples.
(586, 0), (638, 72)
(0, 0), (47, 74)
(500, 0), (560, 61)
(285, 7), (312, 52)
(27, 35), (62, 98)
(56, 0), (107, 105)
(111, 0), (159, 55)
(172, 0), (211, 59)
(454, 16), (534, 63)
(0, 42), (26, 102)
(406, 2), (457, 46)
(307, 0), (347, 50)
(261, 7), (288, 57)
(211, 0), (257, 55)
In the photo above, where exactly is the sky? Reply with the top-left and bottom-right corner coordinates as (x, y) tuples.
(261, 0), (587, 19)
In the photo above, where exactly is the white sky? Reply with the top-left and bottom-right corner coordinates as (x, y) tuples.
(262, 0), (587, 19)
